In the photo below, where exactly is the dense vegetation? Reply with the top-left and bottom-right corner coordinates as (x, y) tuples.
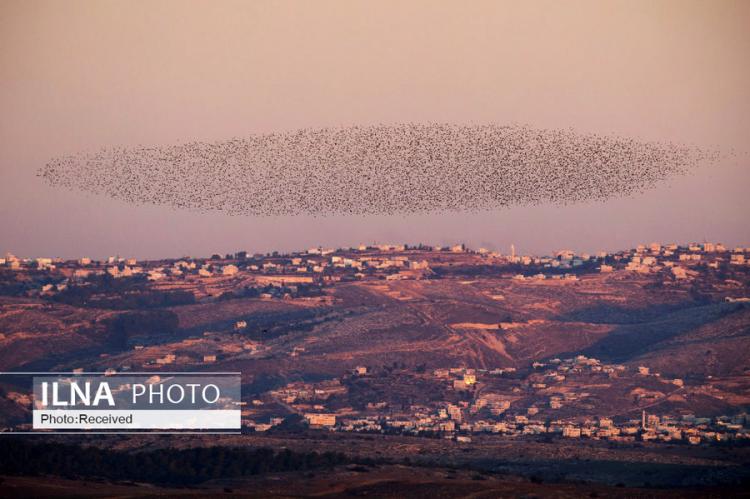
(0, 269), (60, 297)
(0, 439), (349, 485)
(52, 275), (195, 309)
(104, 309), (181, 348)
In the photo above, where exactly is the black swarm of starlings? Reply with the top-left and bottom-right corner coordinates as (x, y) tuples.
(39, 123), (718, 216)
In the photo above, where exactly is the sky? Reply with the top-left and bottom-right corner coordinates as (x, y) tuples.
(1, 0), (748, 259)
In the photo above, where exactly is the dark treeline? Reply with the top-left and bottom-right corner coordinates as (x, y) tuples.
(216, 283), (324, 302)
(77, 289), (195, 309)
(54, 287), (195, 309)
(431, 262), (600, 278)
(0, 439), (349, 485)
(104, 309), (180, 349)
(51, 274), (195, 309)
(0, 269), (63, 297)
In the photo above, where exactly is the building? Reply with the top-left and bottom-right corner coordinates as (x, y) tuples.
(222, 264), (239, 276)
(599, 417), (613, 428)
(453, 379), (468, 390)
(156, 354), (176, 365)
(562, 426), (581, 438)
(730, 254), (746, 265)
(447, 404), (463, 422)
(671, 267), (688, 279)
(305, 413), (336, 427)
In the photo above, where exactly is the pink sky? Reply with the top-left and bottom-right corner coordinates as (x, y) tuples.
(1, 0), (748, 259)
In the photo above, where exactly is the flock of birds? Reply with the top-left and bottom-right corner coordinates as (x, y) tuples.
(39, 124), (716, 217)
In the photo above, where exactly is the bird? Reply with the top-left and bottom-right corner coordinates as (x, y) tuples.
(38, 123), (718, 218)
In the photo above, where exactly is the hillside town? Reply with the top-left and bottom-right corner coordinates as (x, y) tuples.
(243, 355), (750, 447)
(3, 240), (750, 300)
(1, 241), (748, 447)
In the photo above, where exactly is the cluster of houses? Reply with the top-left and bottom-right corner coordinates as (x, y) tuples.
(331, 410), (749, 445)
(270, 379), (348, 407)
(529, 355), (683, 386)
(3, 240), (749, 299)
(245, 356), (749, 446)
(251, 387), (750, 445)
(603, 242), (750, 278)
(499, 241), (750, 281)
